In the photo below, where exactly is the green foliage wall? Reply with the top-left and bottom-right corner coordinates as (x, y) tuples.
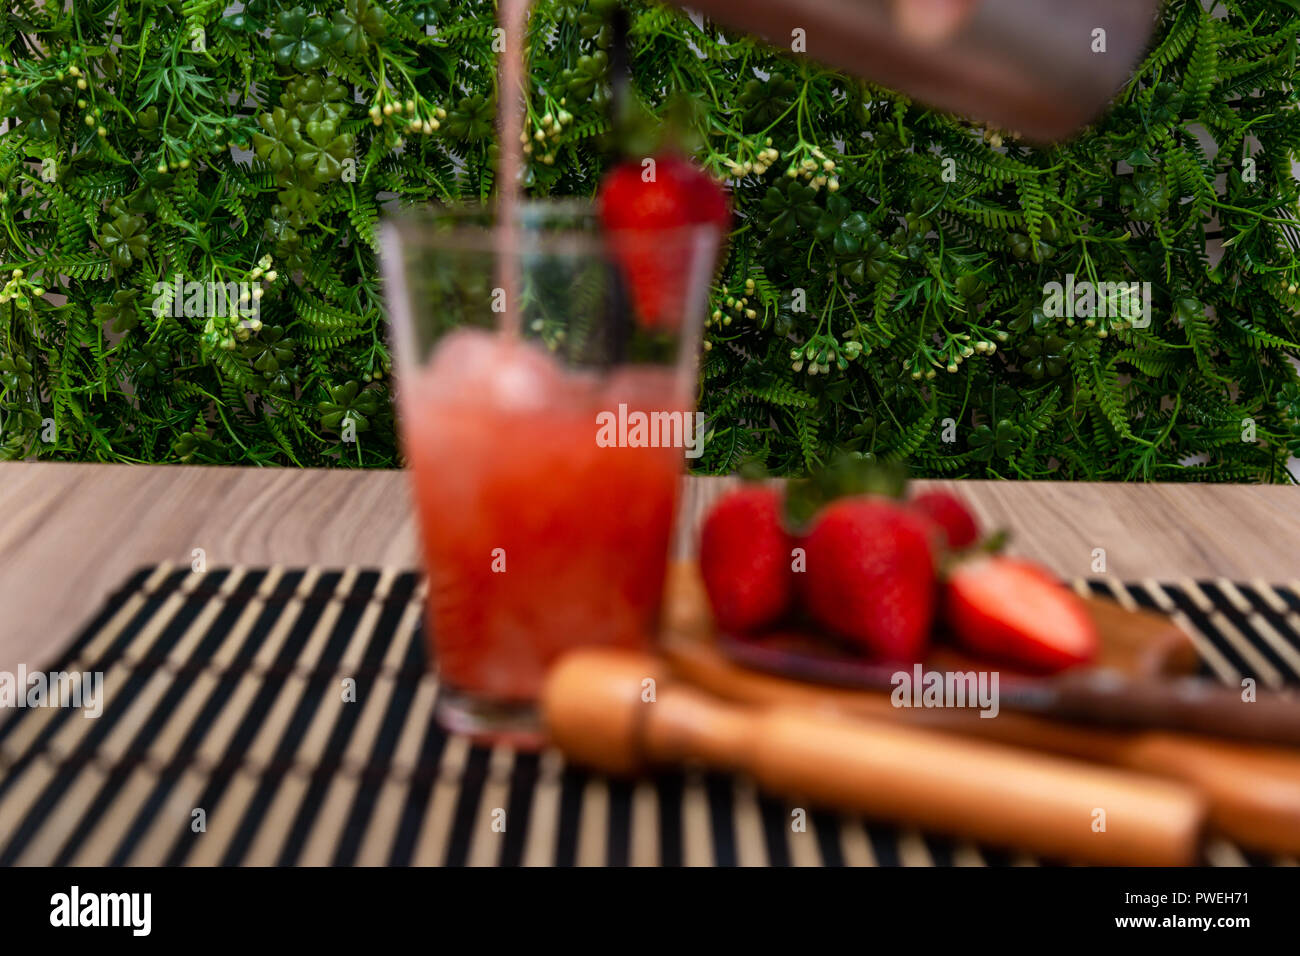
(2, 0), (1299, 478)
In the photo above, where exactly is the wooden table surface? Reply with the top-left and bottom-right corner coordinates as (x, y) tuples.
(1, 461), (1298, 674)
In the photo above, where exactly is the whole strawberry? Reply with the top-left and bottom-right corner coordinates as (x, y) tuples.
(909, 490), (979, 550)
(699, 486), (792, 633)
(598, 152), (729, 331)
(800, 498), (937, 660)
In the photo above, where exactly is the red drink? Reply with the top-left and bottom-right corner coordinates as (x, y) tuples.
(400, 329), (689, 728)
(382, 196), (719, 743)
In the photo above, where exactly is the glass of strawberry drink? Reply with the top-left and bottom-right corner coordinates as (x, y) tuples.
(381, 198), (724, 746)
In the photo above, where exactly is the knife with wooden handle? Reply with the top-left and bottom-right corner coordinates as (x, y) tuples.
(720, 633), (1300, 747)
(544, 648), (1206, 866)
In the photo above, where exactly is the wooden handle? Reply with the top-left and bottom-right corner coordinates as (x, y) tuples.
(1050, 672), (1300, 746)
(543, 649), (1206, 865)
(666, 640), (1300, 855)
(1126, 735), (1300, 855)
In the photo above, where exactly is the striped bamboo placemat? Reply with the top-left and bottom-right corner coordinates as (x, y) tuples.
(1, 565), (1298, 867)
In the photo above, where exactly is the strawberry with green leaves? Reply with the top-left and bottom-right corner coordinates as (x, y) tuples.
(799, 497), (938, 661)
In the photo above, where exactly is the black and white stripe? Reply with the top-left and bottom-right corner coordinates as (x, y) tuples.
(1, 569), (1297, 867)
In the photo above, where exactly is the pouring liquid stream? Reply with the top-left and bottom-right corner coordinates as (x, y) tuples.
(494, 0), (528, 341)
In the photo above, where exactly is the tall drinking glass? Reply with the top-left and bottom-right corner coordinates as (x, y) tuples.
(380, 202), (720, 746)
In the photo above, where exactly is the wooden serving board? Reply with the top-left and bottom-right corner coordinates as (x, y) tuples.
(661, 559), (1199, 678)
(659, 561), (1300, 857)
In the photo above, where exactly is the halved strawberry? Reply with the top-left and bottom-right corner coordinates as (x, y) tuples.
(943, 556), (1098, 672)
(699, 486), (793, 633)
(598, 152), (729, 331)
(799, 497), (937, 661)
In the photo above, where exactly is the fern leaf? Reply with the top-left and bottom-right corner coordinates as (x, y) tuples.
(1018, 179), (1047, 258)
(47, 254), (113, 281)
(49, 188), (92, 256)
(66, 169), (134, 202)
(882, 406), (937, 462)
(1131, 1), (1200, 82)
(1183, 13), (1219, 115)
(347, 195), (380, 253)
(300, 326), (368, 350)
(1228, 318), (1299, 351)
(1092, 356), (1135, 440)
(289, 286), (371, 329)
(793, 405), (821, 470)
(872, 263), (901, 336)
(750, 380), (814, 408)
(944, 197), (1024, 232)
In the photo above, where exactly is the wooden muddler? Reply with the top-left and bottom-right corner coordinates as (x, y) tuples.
(543, 649), (1206, 866)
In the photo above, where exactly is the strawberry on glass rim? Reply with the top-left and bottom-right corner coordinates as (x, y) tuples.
(598, 151), (730, 331)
